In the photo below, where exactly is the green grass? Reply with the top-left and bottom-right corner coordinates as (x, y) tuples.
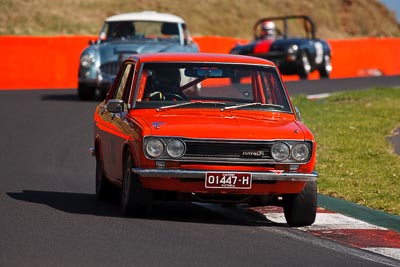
(291, 87), (400, 216)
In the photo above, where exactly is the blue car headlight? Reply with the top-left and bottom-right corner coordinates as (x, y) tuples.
(286, 44), (299, 61)
(287, 44), (299, 54)
(80, 54), (95, 68)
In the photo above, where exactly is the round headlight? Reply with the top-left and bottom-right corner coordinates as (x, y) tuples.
(166, 139), (186, 158)
(287, 44), (299, 54)
(80, 54), (94, 68)
(291, 143), (310, 161)
(145, 138), (164, 158)
(271, 142), (290, 161)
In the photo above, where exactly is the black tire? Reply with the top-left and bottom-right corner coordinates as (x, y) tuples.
(121, 150), (153, 217)
(283, 181), (317, 227)
(78, 84), (95, 101)
(318, 55), (332, 79)
(95, 155), (115, 201)
(298, 51), (311, 80)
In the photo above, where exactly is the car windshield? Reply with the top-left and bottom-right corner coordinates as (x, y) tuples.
(255, 17), (314, 40)
(100, 21), (181, 42)
(133, 62), (292, 113)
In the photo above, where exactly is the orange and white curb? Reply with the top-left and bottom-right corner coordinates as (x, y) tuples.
(251, 206), (400, 261)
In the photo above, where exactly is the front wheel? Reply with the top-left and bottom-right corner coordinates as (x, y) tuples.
(121, 150), (153, 217)
(318, 55), (332, 79)
(298, 52), (311, 80)
(283, 181), (317, 227)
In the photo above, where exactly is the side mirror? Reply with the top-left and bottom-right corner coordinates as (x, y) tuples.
(295, 106), (302, 121)
(107, 99), (125, 113)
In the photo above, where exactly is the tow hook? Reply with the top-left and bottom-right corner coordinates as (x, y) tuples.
(89, 146), (95, 157)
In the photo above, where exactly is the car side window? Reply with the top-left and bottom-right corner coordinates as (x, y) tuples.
(114, 63), (134, 101)
(263, 70), (291, 111)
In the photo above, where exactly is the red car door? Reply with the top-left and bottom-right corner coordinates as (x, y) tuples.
(97, 62), (136, 184)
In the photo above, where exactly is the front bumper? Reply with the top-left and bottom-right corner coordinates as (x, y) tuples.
(132, 168), (318, 182)
(78, 66), (115, 91)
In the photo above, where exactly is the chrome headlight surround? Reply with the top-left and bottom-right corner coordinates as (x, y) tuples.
(144, 137), (187, 159)
(145, 138), (165, 158)
(166, 139), (186, 158)
(291, 143), (310, 161)
(271, 141), (312, 163)
(80, 53), (95, 68)
(271, 142), (290, 161)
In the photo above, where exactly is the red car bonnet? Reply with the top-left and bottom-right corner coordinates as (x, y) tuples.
(132, 109), (301, 140)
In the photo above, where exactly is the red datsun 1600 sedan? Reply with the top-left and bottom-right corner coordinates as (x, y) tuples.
(92, 52), (318, 226)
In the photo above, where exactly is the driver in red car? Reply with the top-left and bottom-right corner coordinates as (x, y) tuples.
(146, 68), (185, 101)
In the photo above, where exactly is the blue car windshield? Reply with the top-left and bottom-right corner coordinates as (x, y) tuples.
(100, 21), (181, 42)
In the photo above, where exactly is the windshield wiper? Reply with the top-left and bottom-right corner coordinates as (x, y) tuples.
(157, 101), (226, 112)
(220, 103), (283, 112)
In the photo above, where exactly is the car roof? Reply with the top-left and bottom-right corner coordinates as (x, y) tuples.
(105, 11), (185, 23)
(129, 53), (277, 67)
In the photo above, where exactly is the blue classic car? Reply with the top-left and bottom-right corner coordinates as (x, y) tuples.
(230, 15), (332, 80)
(78, 11), (199, 100)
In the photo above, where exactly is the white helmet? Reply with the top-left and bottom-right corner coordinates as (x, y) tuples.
(261, 20), (276, 39)
(262, 21), (276, 31)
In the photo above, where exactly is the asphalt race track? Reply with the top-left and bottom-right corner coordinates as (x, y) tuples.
(1, 76), (399, 266)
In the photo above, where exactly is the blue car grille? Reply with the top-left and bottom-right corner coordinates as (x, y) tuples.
(100, 61), (123, 76)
